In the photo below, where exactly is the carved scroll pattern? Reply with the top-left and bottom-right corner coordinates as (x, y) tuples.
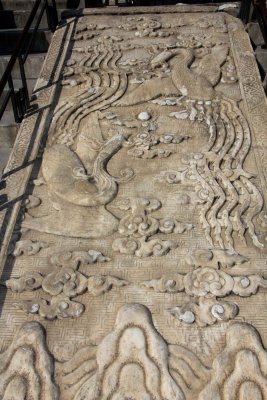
(230, 29), (267, 197)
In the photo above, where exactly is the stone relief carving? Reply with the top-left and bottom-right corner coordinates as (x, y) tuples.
(123, 112), (190, 159)
(103, 19), (263, 252)
(113, 236), (178, 257)
(141, 267), (267, 297)
(1, 8), (267, 400)
(2, 303), (267, 399)
(22, 129), (128, 238)
(140, 244), (267, 326)
(18, 295), (86, 320)
(152, 93), (265, 252)
(56, 303), (198, 400)
(169, 297), (238, 326)
(0, 322), (59, 399)
(21, 34), (139, 238)
(49, 249), (110, 267)
(112, 197), (193, 257)
(4, 249), (128, 319)
(199, 322), (267, 400)
(185, 248), (248, 268)
(20, 8), (265, 253)
(5, 271), (43, 292)
(7, 245), (265, 324)
(12, 239), (49, 256)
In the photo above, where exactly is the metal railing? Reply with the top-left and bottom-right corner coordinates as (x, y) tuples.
(0, 0), (58, 124)
(240, 0), (267, 45)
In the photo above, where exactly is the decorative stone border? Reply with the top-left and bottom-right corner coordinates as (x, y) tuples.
(0, 20), (75, 272)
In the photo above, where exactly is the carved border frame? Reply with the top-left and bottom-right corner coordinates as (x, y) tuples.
(230, 28), (267, 202)
(62, 4), (219, 17)
(0, 19), (76, 273)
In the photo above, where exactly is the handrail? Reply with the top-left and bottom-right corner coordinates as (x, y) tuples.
(0, 0), (58, 123)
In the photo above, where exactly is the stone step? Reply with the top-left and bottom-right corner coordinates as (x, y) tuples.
(0, 28), (52, 55)
(256, 47), (267, 66)
(0, 53), (46, 79)
(0, 124), (18, 147)
(0, 7), (82, 29)
(0, 9), (52, 29)
(0, 0), (84, 10)
(0, 109), (19, 125)
(1, 78), (38, 114)
(247, 22), (265, 47)
(0, 124), (19, 175)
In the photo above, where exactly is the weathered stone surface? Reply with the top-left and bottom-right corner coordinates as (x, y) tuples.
(1, 6), (267, 399)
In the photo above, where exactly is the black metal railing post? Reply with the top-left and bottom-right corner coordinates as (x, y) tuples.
(8, 76), (20, 123)
(0, 0), (58, 125)
(46, 0), (58, 32)
(239, 0), (252, 23)
(18, 55), (30, 110)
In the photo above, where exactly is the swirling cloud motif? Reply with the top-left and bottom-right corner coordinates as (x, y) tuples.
(112, 197), (193, 258)
(141, 264), (267, 326)
(49, 249), (111, 269)
(7, 271), (128, 320)
(185, 248), (248, 269)
(13, 239), (49, 256)
(5, 249), (127, 320)
(169, 297), (238, 327)
(0, 322), (58, 400)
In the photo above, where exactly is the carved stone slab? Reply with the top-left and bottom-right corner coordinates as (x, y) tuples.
(1, 6), (267, 399)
